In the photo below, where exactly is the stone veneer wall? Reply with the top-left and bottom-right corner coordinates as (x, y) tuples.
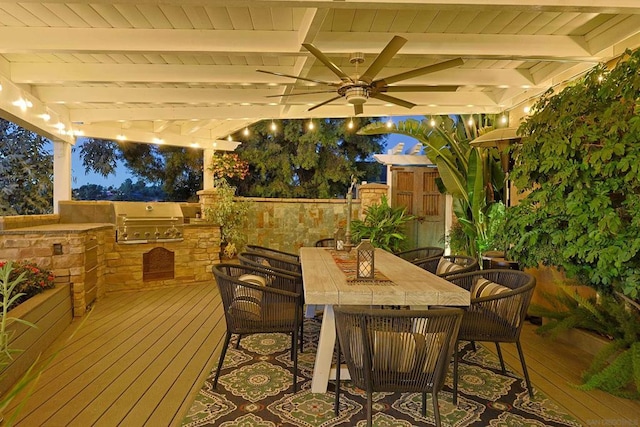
(242, 197), (358, 253)
(0, 225), (113, 317)
(104, 224), (221, 293)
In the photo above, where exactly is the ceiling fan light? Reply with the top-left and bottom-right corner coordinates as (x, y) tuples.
(345, 87), (368, 105)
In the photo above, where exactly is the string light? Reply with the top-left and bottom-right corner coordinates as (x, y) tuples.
(430, 117), (436, 127)
(116, 134), (126, 141)
(467, 117), (474, 126)
(227, 135), (232, 141)
(500, 115), (508, 125)
(523, 106), (531, 114)
(243, 127), (249, 136)
(386, 118), (393, 129)
(308, 119), (315, 130)
(348, 118), (354, 130)
(597, 74), (604, 83)
(270, 120), (277, 132)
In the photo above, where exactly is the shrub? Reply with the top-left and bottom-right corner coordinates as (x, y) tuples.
(0, 260), (55, 310)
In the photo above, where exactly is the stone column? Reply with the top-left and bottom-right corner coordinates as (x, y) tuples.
(358, 183), (388, 220)
(53, 140), (73, 214)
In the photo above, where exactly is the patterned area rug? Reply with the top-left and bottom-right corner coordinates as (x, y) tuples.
(182, 317), (581, 426)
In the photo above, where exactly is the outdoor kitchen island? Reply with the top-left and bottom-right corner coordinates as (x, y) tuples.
(0, 201), (222, 317)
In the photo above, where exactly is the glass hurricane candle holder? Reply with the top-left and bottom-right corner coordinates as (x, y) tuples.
(334, 227), (346, 251)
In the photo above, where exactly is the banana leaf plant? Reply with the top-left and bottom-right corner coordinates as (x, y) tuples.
(358, 115), (505, 257)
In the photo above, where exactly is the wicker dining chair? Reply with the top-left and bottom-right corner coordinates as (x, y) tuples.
(314, 238), (335, 247)
(246, 244), (300, 263)
(240, 250), (302, 275)
(445, 269), (536, 403)
(393, 246), (445, 263)
(238, 251), (305, 350)
(414, 255), (479, 278)
(212, 263), (303, 392)
(334, 306), (463, 427)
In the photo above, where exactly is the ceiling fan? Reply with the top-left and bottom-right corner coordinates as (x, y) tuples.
(257, 36), (464, 115)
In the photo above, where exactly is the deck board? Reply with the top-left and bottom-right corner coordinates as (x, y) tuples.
(486, 323), (640, 425)
(4, 282), (640, 426)
(6, 282), (224, 427)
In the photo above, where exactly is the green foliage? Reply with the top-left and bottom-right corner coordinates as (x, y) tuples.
(359, 115), (505, 257)
(351, 195), (415, 252)
(79, 139), (203, 201)
(503, 48), (640, 298)
(0, 260), (56, 310)
(204, 178), (251, 256)
(0, 119), (53, 215)
(234, 118), (386, 198)
(531, 288), (640, 398)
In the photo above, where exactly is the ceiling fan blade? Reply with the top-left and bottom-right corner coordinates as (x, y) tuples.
(360, 36), (407, 83)
(371, 93), (416, 109)
(354, 103), (364, 116)
(308, 95), (342, 111)
(302, 43), (352, 82)
(265, 90), (337, 98)
(256, 69), (339, 86)
(381, 85), (459, 93)
(374, 57), (464, 86)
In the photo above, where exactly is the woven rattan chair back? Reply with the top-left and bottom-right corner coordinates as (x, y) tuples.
(334, 306), (463, 427)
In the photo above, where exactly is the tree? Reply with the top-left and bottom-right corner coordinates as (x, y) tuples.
(0, 119), (53, 215)
(503, 48), (640, 299)
(359, 115), (505, 257)
(78, 139), (202, 201)
(232, 118), (386, 198)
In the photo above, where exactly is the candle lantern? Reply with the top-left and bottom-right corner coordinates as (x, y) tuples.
(334, 227), (346, 251)
(356, 239), (375, 280)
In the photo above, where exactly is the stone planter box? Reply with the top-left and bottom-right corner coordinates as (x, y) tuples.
(0, 283), (73, 393)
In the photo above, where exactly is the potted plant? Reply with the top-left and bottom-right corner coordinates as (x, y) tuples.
(205, 152), (251, 259)
(359, 115), (506, 258)
(350, 195), (414, 253)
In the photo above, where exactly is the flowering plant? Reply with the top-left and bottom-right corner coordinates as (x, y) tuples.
(0, 260), (55, 309)
(209, 152), (249, 181)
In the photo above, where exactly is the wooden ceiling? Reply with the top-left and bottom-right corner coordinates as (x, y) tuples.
(0, 0), (639, 149)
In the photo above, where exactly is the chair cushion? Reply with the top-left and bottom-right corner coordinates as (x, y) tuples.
(471, 277), (510, 299)
(229, 274), (265, 321)
(436, 258), (464, 275)
(373, 331), (417, 373)
(238, 274), (267, 287)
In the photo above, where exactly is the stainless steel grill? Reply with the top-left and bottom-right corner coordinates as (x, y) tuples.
(113, 202), (184, 244)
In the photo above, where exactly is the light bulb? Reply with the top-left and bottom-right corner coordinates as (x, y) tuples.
(270, 121), (277, 132)
(523, 106), (531, 114)
(500, 115), (508, 125)
(348, 119), (354, 130)
(386, 119), (393, 129)
(597, 74), (604, 82)
(430, 118), (436, 127)
(243, 127), (249, 136)
(227, 135), (232, 141)
(467, 118), (474, 126)
(116, 134), (126, 141)
(308, 120), (314, 130)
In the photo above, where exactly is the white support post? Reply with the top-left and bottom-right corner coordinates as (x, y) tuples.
(53, 140), (72, 213)
(203, 148), (214, 190)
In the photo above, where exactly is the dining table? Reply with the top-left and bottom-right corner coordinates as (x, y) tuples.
(300, 246), (471, 393)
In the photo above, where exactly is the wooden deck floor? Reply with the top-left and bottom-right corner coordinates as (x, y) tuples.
(4, 282), (226, 427)
(5, 283), (639, 426)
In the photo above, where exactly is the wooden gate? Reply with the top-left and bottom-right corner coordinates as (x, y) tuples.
(391, 166), (445, 249)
